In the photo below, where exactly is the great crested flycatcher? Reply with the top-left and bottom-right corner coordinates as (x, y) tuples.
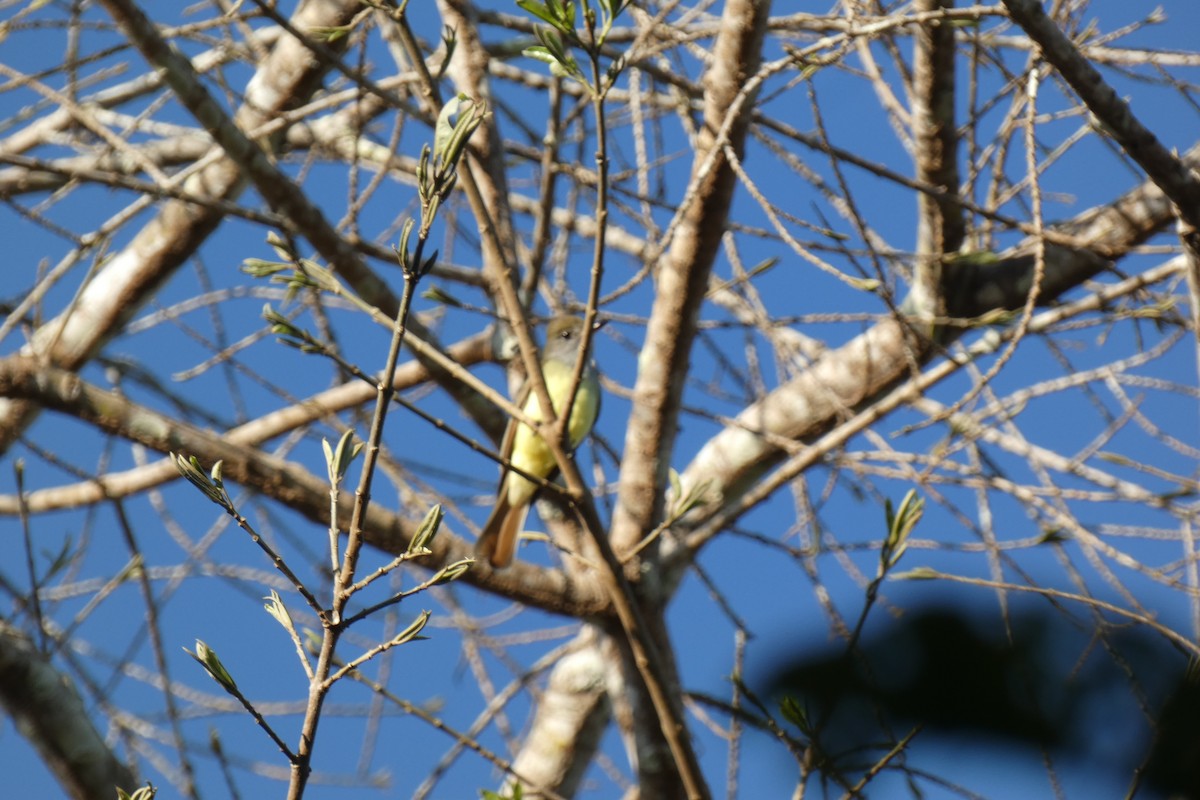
(477, 315), (600, 568)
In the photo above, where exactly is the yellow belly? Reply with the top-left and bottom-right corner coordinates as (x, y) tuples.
(503, 359), (599, 508)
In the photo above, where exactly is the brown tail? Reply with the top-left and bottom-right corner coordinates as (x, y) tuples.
(477, 495), (529, 568)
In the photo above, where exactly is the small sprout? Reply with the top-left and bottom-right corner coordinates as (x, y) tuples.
(779, 695), (812, 736)
(890, 566), (940, 581)
(171, 452), (208, 492)
(395, 218), (415, 273)
(433, 95), (466, 168)
(262, 304), (294, 331)
(308, 24), (353, 43)
(746, 257), (780, 278)
(323, 429), (363, 486)
(482, 783), (524, 800)
(265, 231), (293, 262)
(408, 95), (486, 272)
(1128, 297), (1176, 318)
(391, 609), (432, 646)
(524, 44), (562, 68)
(262, 305), (307, 349)
(972, 308), (1020, 327)
(528, 25), (580, 79)
(116, 784), (157, 800)
(41, 533), (76, 580)
(431, 557), (474, 585)
(263, 590), (297, 637)
(262, 305), (330, 354)
(606, 52), (627, 81)
(122, 554), (145, 583)
(240, 258), (290, 278)
(515, 0), (635, 79)
(598, 0), (629, 16)
(881, 489), (922, 574)
(408, 504), (444, 554)
(186, 640), (238, 694)
(421, 285), (463, 308)
(416, 143), (433, 203)
(848, 276), (882, 292)
(419, 249), (440, 279)
(1036, 527), (1067, 545)
(277, 260), (329, 303)
(437, 25), (457, 80)
(172, 453), (231, 510)
(667, 468), (711, 520)
(434, 95), (486, 179)
(948, 250), (1000, 267)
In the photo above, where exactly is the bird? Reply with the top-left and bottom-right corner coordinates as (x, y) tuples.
(477, 315), (601, 568)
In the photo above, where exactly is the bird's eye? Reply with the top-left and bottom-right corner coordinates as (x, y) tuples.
(561, 330), (572, 339)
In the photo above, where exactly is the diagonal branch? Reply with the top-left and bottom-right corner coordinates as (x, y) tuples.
(0, 356), (612, 619)
(0, 0), (364, 455)
(97, 0), (500, 445)
(1000, 0), (1200, 228)
(669, 136), (1200, 569)
(96, 0), (398, 314)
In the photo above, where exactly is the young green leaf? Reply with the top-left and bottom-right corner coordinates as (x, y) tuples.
(408, 504), (444, 554)
(186, 640), (238, 693)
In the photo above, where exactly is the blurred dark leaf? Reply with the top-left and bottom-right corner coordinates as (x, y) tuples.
(759, 603), (1198, 797)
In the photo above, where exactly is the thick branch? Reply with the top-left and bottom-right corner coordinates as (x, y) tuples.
(0, 357), (611, 619)
(610, 0), (772, 555)
(0, 332), (491, 515)
(502, 628), (611, 798)
(0, 624), (139, 800)
(912, 0), (964, 317)
(597, 4), (773, 798)
(671, 140), (1197, 563)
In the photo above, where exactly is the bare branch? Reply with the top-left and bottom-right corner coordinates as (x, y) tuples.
(1001, 0), (1200, 227)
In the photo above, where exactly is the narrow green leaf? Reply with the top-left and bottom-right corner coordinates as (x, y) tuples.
(431, 557), (474, 585)
(422, 285), (463, 308)
(889, 567), (940, 581)
(408, 504), (444, 553)
(263, 590), (297, 638)
(186, 640), (238, 693)
(392, 609), (432, 646)
(434, 94), (464, 164)
(324, 428), (360, 485)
